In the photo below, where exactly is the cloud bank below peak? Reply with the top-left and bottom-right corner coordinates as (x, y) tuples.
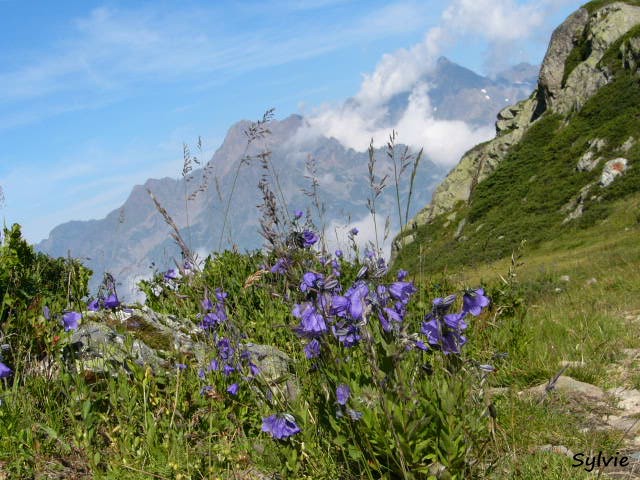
(299, 0), (579, 166)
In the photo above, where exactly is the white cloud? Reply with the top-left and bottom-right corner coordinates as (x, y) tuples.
(296, 0), (577, 166)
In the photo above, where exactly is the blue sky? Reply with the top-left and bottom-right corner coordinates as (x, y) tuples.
(0, 0), (583, 243)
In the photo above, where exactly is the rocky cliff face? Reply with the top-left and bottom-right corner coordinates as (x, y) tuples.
(401, 1), (640, 240)
(390, 1), (640, 270)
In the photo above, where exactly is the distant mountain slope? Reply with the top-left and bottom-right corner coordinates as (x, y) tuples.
(393, 0), (640, 272)
(37, 57), (536, 298)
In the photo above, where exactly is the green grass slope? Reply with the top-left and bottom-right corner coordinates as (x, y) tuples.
(395, 30), (640, 275)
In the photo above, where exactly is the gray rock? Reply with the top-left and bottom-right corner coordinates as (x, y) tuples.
(520, 375), (605, 400)
(600, 158), (629, 187)
(454, 218), (467, 239)
(554, 3), (640, 114)
(537, 7), (590, 111)
(562, 183), (594, 223)
(577, 147), (604, 172)
(537, 444), (575, 458)
(243, 343), (291, 384)
(66, 321), (166, 377)
(621, 136), (636, 153)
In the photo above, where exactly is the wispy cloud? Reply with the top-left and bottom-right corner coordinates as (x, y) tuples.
(297, 0), (581, 165)
(0, 2), (433, 111)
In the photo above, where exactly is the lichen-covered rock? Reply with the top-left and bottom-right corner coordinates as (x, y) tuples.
(537, 7), (590, 111)
(554, 3), (640, 114)
(577, 138), (606, 172)
(621, 36), (640, 72)
(243, 343), (291, 383)
(600, 158), (629, 187)
(85, 306), (207, 363)
(65, 321), (166, 377)
(562, 183), (594, 224)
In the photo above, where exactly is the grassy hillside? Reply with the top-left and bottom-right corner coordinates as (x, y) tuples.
(394, 34), (640, 274)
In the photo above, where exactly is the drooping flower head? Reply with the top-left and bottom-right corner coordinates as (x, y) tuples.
(304, 338), (321, 359)
(104, 293), (120, 309)
(0, 361), (12, 378)
(300, 271), (324, 293)
(270, 257), (290, 274)
(349, 227), (359, 236)
(87, 299), (100, 312)
(293, 303), (327, 337)
(164, 268), (179, 281)
(294, 209), (304, 219)
(397, 269), (408, 281)
(227, 383), (239, 395)
(389, 281), (417, 305)
(301, 229), (319, 248)
(463, 288), (490, 316)
(336, 384), (350, 406)
(62, 311), (81, 332)
(262, 413), (301, 440)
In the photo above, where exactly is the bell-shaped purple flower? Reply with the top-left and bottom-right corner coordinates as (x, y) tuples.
(397, 269), (408, 281)
(293, 303), (327, 337)
(262, 413), (301, 440)
(201, 297), (214, 311)
(87, 299), (100, 312)
(302, 230), (319, 248)
(164, 268), (179, 281)
(270, 258), (289, 274)
(304, 339), (321, 359)
(300, 271), (324, 293)
(443, 312), (467, 331)
(217, 338), (234, 361)
(389, 281), (417, 305)
(336, 384), (350, 405)
(104, 294), (120, 309)
(62, 311), (81, 332)
(227, 383), (239, 395)
(463, 288), (490, 316)
(0, 361), (12, 378)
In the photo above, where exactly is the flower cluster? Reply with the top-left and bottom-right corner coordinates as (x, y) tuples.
(200, 289), (228, 331)
(293, 253), (419, 357)
(197, 289), (261, 398)
(420, 289), (490, 354)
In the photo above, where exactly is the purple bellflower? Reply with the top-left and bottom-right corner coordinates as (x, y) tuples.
(62, 311), (81, 332)
(302, 230), (319, 248)
(336, 384), (350, 405)
(262, 413), (301, 440)
(0, 361), (12, 378)
(104, 294), (120, 309)
(463, 288), (490, 316)
(293, 303), (327, 337)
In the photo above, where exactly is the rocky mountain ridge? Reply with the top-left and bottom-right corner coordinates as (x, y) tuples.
(394, 1), (640, 261)
(36, 58), (537, 298)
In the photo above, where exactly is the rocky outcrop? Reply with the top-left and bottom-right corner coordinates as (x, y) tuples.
(536, 8), (590, 115)
(554, 3), (640, 114)
(400, 1), (640, 240)
(600, 157), (629, 186)
(63, 306), (292, 389)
